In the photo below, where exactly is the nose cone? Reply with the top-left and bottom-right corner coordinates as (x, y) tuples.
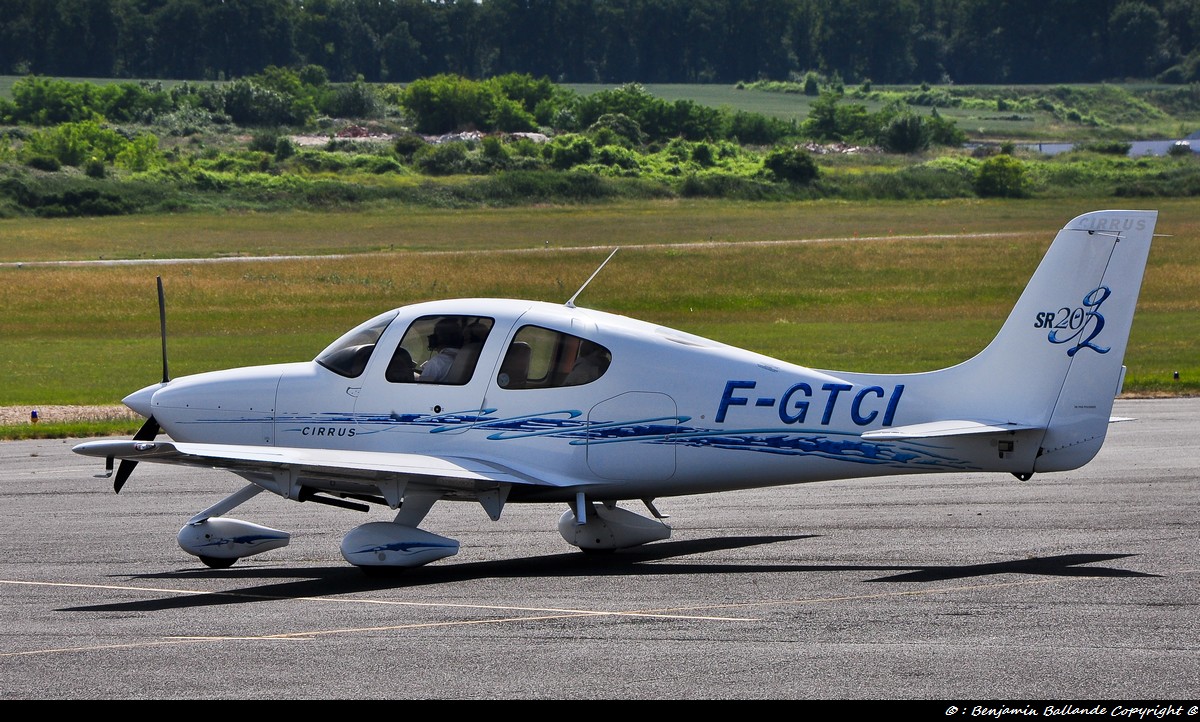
(122, 382), (165, 418)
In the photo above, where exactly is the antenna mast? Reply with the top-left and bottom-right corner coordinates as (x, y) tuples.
(565, 248), (619, 308)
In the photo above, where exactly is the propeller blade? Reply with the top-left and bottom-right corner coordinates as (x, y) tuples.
(113, 459), (137, 494)
(114, 415), (161, 493)
(157, 276), (170, 383)
(133, 414), (160, 441)
(113, 278), (171, 493)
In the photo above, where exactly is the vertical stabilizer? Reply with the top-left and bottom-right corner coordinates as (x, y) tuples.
(956, 209), (1156, 469)
(850, 210), (1156, 473)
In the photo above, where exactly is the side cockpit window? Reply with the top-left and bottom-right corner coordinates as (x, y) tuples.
(498, 325), (611, 390)
(387, 315), (494, 385)
(315, 310), (399, 378)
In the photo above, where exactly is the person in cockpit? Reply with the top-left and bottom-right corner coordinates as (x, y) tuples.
(417, 318), (464, 383)
(564, 339), (611, 385)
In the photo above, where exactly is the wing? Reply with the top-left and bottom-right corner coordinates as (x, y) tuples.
(73, 438), (563, 517)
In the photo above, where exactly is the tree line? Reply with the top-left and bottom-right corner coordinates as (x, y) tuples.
(2, 0), (1198, 86)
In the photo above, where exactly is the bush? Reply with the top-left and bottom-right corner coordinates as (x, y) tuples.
(481, 135), (508, 160)
(1113, 165), (1200, 196)
(803, 72), (820, 96)
(249, 129), (284, 153)
(393, 133), (427, 159)
(401, 74), (497, 134)
(586, 113), (646, 147)
(679, 173), (781, 200)
(881, 112), (929, 153)
(1167, 142), (1193, 157)
(595, 145), (640, 170)
(802, 91), (878, 143)
(222, 79), (309, 126)
(490, 97), (538, 132)
(350, 154), (404, 174)
(84, 158), (106, 178)
(926, 108), (967, 147)
(274, 137), (297, 161)
(547, 135), (594, 170)
(467, 170), (614, 203)
(762, 147), (819, 184)
(1077, 140), (1133, 155)
(726, 110), (793, 145)
(22, 120), (127, 167)
(0, 174), (168, 216)
(413, 141), (471, 175)
(292, 149), (351, 173)
(835, 166), (974, 200)
(975, 155), (1027, 197)
(317, 81), (383, 119)
(691, 142), (716, 167)
(26, 155), (61, 172)
(574, 83), (725, 143)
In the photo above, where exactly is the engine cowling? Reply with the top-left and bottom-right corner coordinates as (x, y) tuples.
(558, 503), (671, 551)
(340, 522), (459, 568)
(177, 517), (290, 560)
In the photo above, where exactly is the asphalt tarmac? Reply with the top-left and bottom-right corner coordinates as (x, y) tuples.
(1, 398), (1196, 702)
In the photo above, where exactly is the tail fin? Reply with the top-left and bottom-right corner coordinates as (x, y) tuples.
(858, 210), (1156, 472)
(963, 209), (1155, 469)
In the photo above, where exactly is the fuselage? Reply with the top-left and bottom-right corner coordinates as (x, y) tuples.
(131, 298), (1037, 503)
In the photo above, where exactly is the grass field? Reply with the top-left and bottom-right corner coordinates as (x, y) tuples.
(2, 198), (1196, 426)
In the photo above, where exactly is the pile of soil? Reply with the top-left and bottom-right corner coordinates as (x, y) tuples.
(0, 405), (139, 425)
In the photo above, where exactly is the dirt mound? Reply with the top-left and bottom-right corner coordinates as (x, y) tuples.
(0, 405), (139, 425)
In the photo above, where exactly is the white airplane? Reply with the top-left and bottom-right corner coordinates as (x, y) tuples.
(75, 209), (1157, 572)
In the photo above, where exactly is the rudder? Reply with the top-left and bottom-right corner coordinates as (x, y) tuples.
(1033, 209), (1156, 471)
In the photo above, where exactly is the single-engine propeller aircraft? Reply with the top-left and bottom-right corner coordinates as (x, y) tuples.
(75, 209), (1157, 572)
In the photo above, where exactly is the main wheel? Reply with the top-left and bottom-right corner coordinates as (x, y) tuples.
(199, 555), (237, 569)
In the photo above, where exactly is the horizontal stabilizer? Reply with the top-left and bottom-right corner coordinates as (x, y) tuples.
(861, 420), (1043, 441)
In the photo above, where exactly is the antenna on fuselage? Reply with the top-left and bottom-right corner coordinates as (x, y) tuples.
(565, 248), (619, 309)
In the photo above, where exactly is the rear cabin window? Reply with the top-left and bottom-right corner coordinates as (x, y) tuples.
(497, 325), (611, 390)
(315, 310), (398, 378)
(385, 315), (494, 385)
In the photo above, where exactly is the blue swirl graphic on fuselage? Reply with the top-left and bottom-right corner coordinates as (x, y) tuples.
(191, 408), (977, 472)
(664, 428), (976, 469)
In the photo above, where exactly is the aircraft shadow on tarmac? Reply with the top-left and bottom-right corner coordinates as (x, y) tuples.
(61, 535), (1156, 614)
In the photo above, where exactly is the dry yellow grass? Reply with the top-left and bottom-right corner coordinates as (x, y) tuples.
(2, 197), (1197, 404)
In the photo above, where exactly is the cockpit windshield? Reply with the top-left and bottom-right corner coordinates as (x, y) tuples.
(314, 310), (399, 378)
